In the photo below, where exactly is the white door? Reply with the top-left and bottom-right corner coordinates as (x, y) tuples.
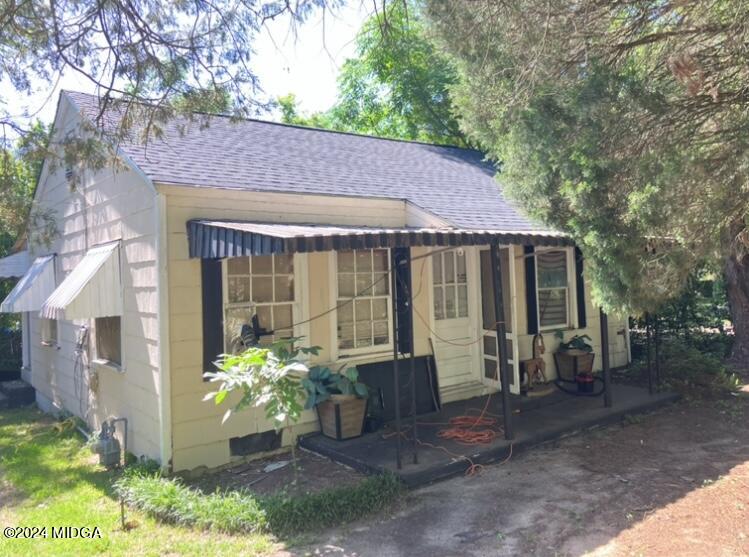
(478, 247), (520, 394)
(430, 249), (480, 389)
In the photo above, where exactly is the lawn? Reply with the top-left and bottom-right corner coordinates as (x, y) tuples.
(0, 408), (280, 557)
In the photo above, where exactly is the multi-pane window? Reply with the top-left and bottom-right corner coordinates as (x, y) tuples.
(95, 316), (122, 365)
(224, 254), (294, 352)
(536, 249), (569, 328)
(336, 249), (390, 351)
(432, 250), (468, 320)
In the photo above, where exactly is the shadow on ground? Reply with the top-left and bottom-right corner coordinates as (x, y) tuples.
(292, 395), (749, 557)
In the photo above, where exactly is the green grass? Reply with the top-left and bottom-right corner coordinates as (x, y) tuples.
(0, 408), (278, 556)
(117, 468), (403, 536)
(0, 408), (404, 556)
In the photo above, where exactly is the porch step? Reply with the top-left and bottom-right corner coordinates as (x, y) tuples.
(0, 380), (35, 409)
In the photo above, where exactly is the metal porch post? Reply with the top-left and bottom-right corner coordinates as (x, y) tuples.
(654, 314), (661, 387)
(600, 308), (612, 407)
(404, 249), (418, 464)
(490, 242), (514, 440)
(645, 312), (654, 395)
(390, 263), (402, 469)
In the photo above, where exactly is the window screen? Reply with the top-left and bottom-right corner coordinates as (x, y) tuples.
(536, 250), (569, 328)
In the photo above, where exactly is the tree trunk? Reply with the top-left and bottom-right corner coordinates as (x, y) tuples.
(725, 224), (749, 363)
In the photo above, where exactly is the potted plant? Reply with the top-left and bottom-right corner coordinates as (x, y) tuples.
(302, 366), (369, 440)
(553, 332), (595, 383)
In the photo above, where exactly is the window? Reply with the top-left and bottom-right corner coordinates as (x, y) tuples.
(224, 254), (294, 352)
(336, 249), (390, 351)
(40, 318), (57, 346)
(433, 250), (468, 320)
(536, 249), (570, 329)
(95, 316), (121, 365)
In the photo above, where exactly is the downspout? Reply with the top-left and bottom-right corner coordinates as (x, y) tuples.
(155, 191), (172, 471)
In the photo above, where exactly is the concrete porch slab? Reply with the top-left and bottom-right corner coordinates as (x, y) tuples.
(299, 384), (679, 488)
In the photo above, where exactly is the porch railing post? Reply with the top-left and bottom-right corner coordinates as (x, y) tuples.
(645, 312), (654, 395)
(654, 313), (661, 387)
(490, 242), (514, 440)
(404, 249), (418, 465)
(390, 261), (402, 469)
(600, 308), (612, 407)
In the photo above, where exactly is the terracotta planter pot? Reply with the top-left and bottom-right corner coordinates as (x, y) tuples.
(316, 394), (367, 440)
(554, 349), (595, 382)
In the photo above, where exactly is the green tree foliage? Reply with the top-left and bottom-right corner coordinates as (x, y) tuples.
(426, 1), (749, 357)
(279, 0), (465, 145)
(0, 122), (51, 329)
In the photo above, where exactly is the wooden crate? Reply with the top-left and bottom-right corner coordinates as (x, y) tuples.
(317, 395), (367, 440)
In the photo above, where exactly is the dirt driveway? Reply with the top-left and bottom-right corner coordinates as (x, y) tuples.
(293, 395), (749, 556)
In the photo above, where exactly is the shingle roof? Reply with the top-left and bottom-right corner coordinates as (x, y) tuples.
(64, 90), (550, 232)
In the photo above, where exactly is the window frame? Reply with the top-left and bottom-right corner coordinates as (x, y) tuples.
(535, 247), (574, 331)
(221, 253), (303, 353)
(93, 315), (123, 369)
(333, 248), (394, 358)
(432, 249), (470, 321)
(40, 317), (58, 347)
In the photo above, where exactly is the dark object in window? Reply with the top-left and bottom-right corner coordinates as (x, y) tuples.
(229, 430), (282, 456)
(96, 316), (121, 365)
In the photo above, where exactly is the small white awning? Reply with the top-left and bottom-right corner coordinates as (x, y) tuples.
(0, 250), (32, 278)
(40, 242), (122, 320)
(0, 255), (56, 313)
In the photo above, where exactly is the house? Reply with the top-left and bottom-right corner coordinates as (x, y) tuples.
(0, 91), (630, 473)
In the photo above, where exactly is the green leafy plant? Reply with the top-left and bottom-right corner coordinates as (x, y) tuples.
(301, 366), (369, 410)
(203, 338), (320, 474)
(203, 338), (319, 427)
(555, 331), (594, 353)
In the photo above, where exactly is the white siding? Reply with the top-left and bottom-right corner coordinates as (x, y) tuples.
(164, 187), (423, 471)
(28, 94), (161, 461)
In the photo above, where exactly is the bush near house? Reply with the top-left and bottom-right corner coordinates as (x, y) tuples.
(628, 337), (740, 398)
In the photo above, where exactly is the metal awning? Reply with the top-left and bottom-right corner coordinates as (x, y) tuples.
(40, 242), (122, 320)
(187, 219), (571, 258)
(0, 250), (32, 278)
(0, 255), (56, 313)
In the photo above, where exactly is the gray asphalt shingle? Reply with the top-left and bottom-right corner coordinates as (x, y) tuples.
(65, 90), (548, 232)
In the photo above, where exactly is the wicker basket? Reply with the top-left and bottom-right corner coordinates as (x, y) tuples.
(554, 349), (595, 382)
(316, 394), (367, 440)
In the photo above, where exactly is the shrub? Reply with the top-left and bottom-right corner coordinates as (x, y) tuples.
(115, 468), (403, 536)
(630, 337), (740, 398)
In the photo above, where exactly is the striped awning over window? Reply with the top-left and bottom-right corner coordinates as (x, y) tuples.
(40, 242), (122, 320)
(0, 254), (56, 313)
(0, 250), (31, 278)
(187, 219), (571, 258)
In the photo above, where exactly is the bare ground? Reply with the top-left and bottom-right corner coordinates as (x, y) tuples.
(290, 394), (749, 557)
(191, 449), (366, 497)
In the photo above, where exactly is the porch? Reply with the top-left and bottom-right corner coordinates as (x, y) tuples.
(299, 383), (679, 487)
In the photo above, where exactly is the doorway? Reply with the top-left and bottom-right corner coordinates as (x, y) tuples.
(479, 247), (520, 394)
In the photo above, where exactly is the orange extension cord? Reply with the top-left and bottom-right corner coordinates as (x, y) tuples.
(381, 256), (515, 476)
(384, 390), (513, 476)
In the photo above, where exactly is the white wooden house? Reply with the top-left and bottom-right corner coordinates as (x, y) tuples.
(0, 91), (630, 472)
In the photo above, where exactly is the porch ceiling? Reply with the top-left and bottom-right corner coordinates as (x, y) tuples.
(186, 219), (572, 258)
